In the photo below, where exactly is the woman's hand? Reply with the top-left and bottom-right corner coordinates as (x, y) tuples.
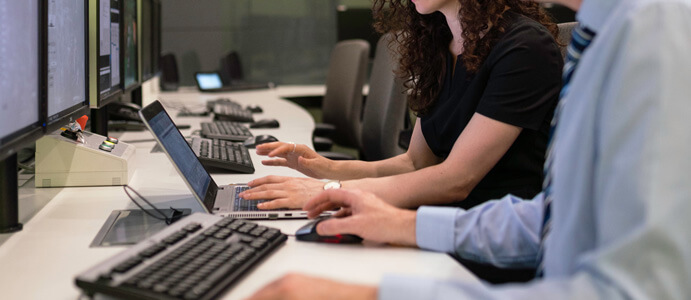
(245, 273), (377, 300)
(239, 176), (325, 210)
(256, 142), (334, 179)
(304, 189), (418, 246)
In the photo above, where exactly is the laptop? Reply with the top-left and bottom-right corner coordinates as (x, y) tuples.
(194, 71), (272, 92)
(139, 100), (311, 219)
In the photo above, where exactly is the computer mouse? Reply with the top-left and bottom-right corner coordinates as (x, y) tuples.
(246, 105), (263, 113)
(243, 135), (278, 148)
(295, 217), (363, 244)
(250, 118), (280, 129)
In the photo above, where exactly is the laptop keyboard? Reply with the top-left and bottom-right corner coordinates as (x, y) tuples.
(213, 103), (254, 123)
(191, 138), (255, 174)
(75, 213), (287, 300)
(232, 186), (272, 211)
(200, 121), (252, 141)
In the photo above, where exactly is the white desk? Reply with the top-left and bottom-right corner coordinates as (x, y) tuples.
(0, 86), (478, 300)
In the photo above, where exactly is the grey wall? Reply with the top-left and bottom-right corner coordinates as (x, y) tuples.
(162, 0), (360, 86)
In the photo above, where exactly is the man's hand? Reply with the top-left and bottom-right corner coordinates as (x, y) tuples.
(304, 189), (418, 246)
(245, 273), (377, 300)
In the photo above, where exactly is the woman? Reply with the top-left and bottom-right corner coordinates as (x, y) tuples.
(240, 0), (562, 210)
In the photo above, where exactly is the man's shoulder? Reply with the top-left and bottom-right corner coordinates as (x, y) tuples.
(621, 0), (691, 19)
(596, 0), (691, 40)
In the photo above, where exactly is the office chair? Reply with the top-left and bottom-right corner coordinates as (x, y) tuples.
(313, 39), (370, 159)
(219, 51), (244, 85)
(542, 3), (577, 23)
(557, 22), (578, 60)
(360, 33), (409, 161)
(159, 53), (180, 91)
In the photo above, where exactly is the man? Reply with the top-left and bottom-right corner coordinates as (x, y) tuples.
(247, 0), (691, 298)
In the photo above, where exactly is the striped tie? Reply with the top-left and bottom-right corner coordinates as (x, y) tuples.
(535, 26), (596, 277)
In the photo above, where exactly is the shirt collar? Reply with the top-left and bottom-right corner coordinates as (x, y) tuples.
(576, 0), (621, 32)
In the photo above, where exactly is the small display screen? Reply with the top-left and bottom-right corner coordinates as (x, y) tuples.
(196, 73), (223, 90)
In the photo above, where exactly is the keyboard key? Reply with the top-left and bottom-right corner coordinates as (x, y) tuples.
(249, 226), (268, 237)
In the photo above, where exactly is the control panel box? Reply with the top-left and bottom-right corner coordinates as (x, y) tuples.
(35, 130), (136, 187)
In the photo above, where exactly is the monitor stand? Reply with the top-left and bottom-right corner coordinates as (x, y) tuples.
(91, 106), (109, 137)
(0, 154), (23, 233)
(131, 86), (143, 108)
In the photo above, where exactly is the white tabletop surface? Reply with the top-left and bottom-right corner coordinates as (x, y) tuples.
(0, 85), (478, 300)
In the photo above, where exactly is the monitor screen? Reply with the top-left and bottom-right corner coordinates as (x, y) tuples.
(98, 0), (121, 98)
(140, 0), (152, 80)
(0, 0), (42, 157)
(46, 0), (88, 129)
(195, 73), (223, 90)
(122, 0), (137, 89)
(146, 109), (211, 200)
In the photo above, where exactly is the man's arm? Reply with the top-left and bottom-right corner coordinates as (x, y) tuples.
(382, 2), (691, 299)
(415, 194), (543, 268)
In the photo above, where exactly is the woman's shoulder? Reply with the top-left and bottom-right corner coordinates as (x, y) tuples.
(502, 13), (550, 39)
(489, 11), (560, 60)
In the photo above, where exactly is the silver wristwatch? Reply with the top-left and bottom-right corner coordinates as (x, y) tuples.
(323, 180), (341, 190)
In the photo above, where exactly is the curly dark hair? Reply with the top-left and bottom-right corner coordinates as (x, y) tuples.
(372, 0), (559, 114)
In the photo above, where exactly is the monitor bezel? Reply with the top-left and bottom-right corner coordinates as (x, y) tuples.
(44, 0), (91, 133)
(93, 0), (123, 108)
(151, 0), (161, 77)
(140, 0), (154, 82)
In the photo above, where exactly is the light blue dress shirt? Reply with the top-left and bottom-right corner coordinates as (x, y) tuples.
(379, 0), (691, 298)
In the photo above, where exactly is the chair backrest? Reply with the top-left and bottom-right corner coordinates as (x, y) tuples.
(159, 53), (179, 91)
(219, 51), (244, 85)
(321, 39), (370, 147)
(557, 22), (578, 60)
(360, 33), (409, 161)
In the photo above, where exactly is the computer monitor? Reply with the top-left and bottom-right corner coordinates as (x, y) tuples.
(151, 0), (161, 76)
(89, 0), (122, 109)
(121, 0), (139, 91)
(0, 0), (44, 160)
(45, 0), (90, 133)
(140, 0), (153, 81)
(0, 0), (43, 233)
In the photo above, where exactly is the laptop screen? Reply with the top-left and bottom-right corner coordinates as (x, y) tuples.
(195, 72), (223, 90)
(144, 102), (214, 204)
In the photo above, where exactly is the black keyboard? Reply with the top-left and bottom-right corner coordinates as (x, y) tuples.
(75, 213), (287, 300)
(206, 98), (240, 112)
(226, 81), (272, 91)
(213, 103), (254, 123)
(200, 121), (252, 141)
(191, 137), (254, 174)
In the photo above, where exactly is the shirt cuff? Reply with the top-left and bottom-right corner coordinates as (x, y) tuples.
(379, 274), (437, 300)
(416, 206), (462, 253)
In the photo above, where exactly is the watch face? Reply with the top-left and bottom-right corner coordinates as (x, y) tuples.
(324, 181), (341, 190)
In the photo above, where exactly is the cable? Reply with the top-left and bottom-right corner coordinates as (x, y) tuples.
(17, 162), (35, 173)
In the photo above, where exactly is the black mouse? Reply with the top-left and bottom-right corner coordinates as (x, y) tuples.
(243, 135), (278, 148)
(295, 217), (363, 244)
(246, 105), (263, 113)
(250, 118), (280, 129)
